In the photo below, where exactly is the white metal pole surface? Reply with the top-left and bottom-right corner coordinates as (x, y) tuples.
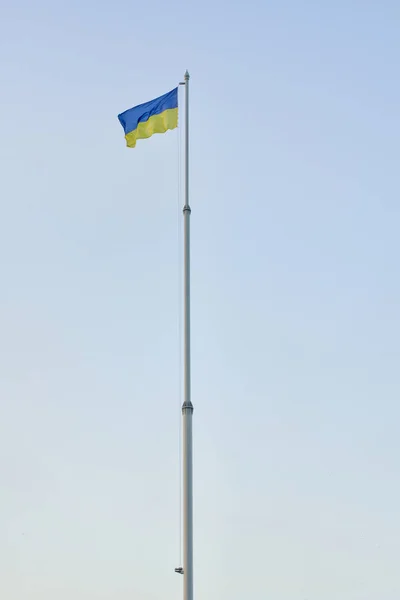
(182, 69), (194, 600)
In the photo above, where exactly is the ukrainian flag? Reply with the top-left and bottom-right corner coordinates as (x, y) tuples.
(118, 88), (178, 148)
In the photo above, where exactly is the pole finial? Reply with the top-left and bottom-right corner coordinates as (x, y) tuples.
(184, 70), (190, 80)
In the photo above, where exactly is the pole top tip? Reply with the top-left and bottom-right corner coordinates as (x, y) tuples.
(184, 70), (190, 80)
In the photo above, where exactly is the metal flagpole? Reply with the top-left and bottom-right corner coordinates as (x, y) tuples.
(175, 68), (193, 600)
(182, 69), (194, 600)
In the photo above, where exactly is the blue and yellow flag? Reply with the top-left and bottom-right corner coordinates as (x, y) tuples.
(118, 88), (178, 148)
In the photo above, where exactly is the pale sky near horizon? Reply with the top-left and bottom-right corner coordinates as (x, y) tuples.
(1, 1), (400, 599)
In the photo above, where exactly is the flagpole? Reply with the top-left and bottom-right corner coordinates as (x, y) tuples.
(182, 69), (194, 600)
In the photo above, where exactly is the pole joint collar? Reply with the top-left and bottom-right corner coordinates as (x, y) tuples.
(182, 400), (194, 413)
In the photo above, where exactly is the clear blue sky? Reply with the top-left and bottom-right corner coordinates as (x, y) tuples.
(1, 1), (400, 599)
